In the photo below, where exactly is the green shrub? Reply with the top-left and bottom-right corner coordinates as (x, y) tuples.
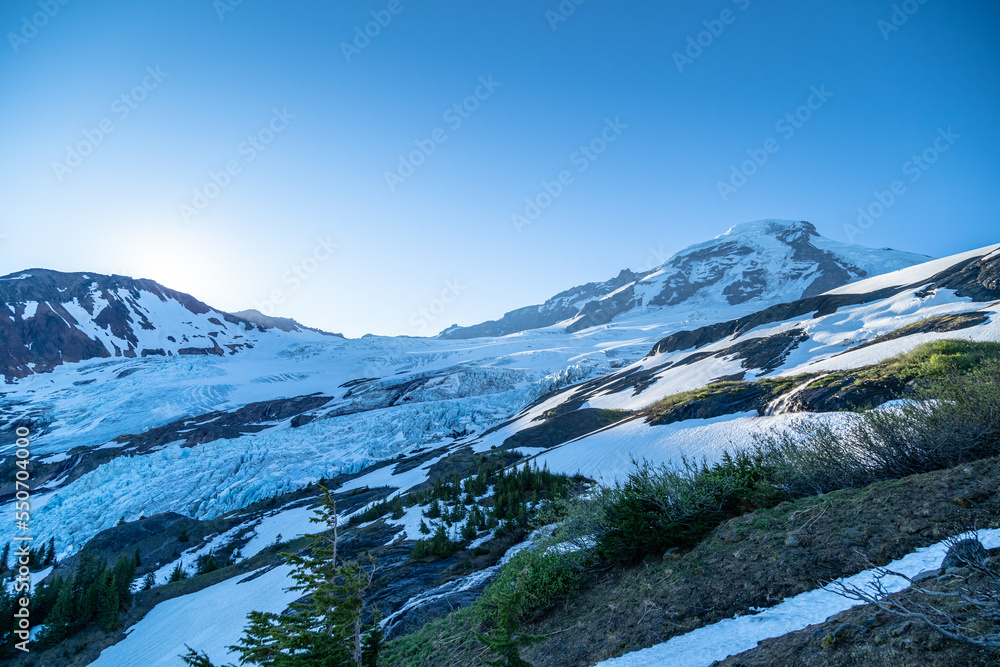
(553, 345), (1000, 567)
(379, 608), (477, 667)
(594, 451), (787, 564)
(474, 548), (584, 629)
(760, 359), (1000, 495)
(473, 547), (585, 665)
(884, 339), (1000, 380)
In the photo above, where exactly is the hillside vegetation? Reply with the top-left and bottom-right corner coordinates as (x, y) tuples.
(383, 340), (1000, 666)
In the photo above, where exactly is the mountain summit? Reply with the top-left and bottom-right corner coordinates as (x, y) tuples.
(0, 269), (321, 380)
(440, 220), (930, 339)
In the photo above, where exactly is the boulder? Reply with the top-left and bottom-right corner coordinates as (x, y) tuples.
(940, 537), (987, 573)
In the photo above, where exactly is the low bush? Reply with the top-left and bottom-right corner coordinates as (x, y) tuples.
(474, 548), (585, 629)
(761, 358), (1000, 496)
(594, 451), (788, 564)
(473, 547), (585, 665)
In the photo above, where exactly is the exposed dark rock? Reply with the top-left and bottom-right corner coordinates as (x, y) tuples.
(649, 270), (699, 307)
(112, 394), (333, 449)
(178, 339), (226, 356)
(502, 408), (630, 450)
(723, 267), (768, 305)
(290, 414), (316, 428)
(940, 538), (987, 573)
(783, 375), (905, 414)
(927, 248), (1000, 302)
(565, 284), (639, 333)
(440, 269), (641, 339)
(647, 286), (904, 358)
(647, 384), (773, 426)
(56, 512), (218, 577)
(727, 329), (810, 374)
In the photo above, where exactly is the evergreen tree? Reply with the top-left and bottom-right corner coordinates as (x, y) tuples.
(169, 562), (189, 583)
(76, 555), (104, 624)
(133, 546), (142, 568)
(39, 576), (76, 643)
(180, 647), (217, 667)
(97, 571), (120, 632)
(475, 569), (542, 667)
(142, 571), (157, 590)
(182, 488), (381, 666)
(196, 553), (219, 575)
(44, 537), (56, 566)
(0, 585), (17, 656)
(112, 554), (137, 608)
(462, 521), (478, 541)
(360, 621), (383, 667)
(30, 577), (59, 619)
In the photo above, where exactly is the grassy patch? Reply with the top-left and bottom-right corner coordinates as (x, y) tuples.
(380, 608), (478, 667)
(853, 338), (1000, 384)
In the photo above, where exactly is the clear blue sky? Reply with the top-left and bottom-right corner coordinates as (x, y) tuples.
(1, 0), (997, 337)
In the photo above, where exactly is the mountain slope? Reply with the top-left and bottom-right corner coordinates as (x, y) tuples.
(440, 220), (930, 339)
(2, 231), (997, 667)
(0, 269), (332, 380)
(230, 308), (343, 337)
(481, 243), (1000, 484)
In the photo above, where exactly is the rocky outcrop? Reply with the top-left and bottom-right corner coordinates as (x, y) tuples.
(501, 408), (630, 450)
(940, 537), (988, 573)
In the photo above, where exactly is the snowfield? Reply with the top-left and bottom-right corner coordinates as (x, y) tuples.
(525, 411), (857, 484)
(2, 242), (997, 559)
(90, 565), (299, 667)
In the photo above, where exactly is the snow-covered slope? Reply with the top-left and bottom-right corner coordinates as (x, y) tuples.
(441, 220), (929, 339)
(0, 269), (335, 380)
(2, 226), (996, 666)
(0, 236), (990, 560)
(473, 243), (1000, 481)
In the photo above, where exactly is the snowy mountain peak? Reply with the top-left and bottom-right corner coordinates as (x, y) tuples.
(441, 220), (931, 339)
(0, 269), (321, 380)
(719, 218), (818, 240)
